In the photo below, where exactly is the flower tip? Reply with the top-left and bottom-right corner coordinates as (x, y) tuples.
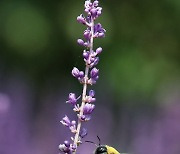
(96, 47), (103, 54)
(77, 39), (84, 46)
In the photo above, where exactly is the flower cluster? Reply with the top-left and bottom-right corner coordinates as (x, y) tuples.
(59, 0), (105, 154)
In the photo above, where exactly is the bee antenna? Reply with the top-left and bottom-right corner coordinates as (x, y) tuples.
(97, 135), (101, 146)
(85, 140), (98, 147)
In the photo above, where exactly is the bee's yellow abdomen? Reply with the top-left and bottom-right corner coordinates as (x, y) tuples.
(106, 145), (120, 154)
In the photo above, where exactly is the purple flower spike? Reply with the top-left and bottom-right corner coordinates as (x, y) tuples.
(66, 93), (80, 106)
(60, 115), (71, 127)
(60, 0), (105, 152)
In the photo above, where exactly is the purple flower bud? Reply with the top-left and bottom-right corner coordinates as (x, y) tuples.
(90, 67), (99, 79)
(71, 120), (76, 126)
(77, 14), (86, 25)
(71, 144), (77, 151)
(84, 30), (91, 40)
(73, 104), (80, 112)
(64, 140), (70, 148)
(79, 71), (84, 79)
(78, 114), (91, 121)
(96, 47), (102, 54)
(83, 50), (89, 60)
(70, 120), (77, 133)
(89, 90), (95, 97)
(83, 103), (95, 115)
(96, 7), (102, 16)
(91, 8), (97, 18)
(90, 57), (99, 67)
(93, 0), (99, 7)
(80, 128), (88, 138)
(60, 115), (71, 127)
(77, 39), (84, 46)
(72, 67), (80, 78)
(94, 23), (106, 38)
(98, 32), (105, 38)
(66, 93), (80, 106)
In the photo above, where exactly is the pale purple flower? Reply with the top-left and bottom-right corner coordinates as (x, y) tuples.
(89, 67), (99, 84)
(80, 128), (88, 138)
(94, 23), (106, 38)
(66, 93), (80, 106)
(71, 67), (84, 82)
(77, 14), (86, 25)
(96, 47), (102, 54)
(85, 90), (96, 103)
(60, 115), (71, 127)
(77, 39), (85, 46)
(83, 103), (95, 115)
(59, 141), (77, 154)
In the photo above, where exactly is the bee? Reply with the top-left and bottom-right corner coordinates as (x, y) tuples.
(86, 136), (122, 154)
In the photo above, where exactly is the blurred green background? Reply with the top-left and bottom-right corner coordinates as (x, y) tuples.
(0, 0), (180, 154)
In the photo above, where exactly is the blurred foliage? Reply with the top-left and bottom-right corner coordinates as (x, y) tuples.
(0, 0), (180, 104)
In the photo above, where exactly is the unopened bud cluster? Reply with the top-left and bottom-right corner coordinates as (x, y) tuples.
(59, 1), (105, 154)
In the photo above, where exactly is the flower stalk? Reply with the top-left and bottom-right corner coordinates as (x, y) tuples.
(59, 1), (105, 153)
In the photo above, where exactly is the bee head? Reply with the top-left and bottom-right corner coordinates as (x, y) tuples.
(94, 145), (108, 154)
